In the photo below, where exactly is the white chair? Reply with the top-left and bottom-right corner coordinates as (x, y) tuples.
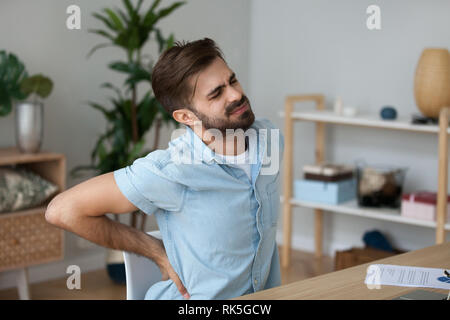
(122, 230), (163, 300)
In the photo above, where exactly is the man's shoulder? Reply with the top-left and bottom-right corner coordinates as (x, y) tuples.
(251, 117), (284, 156)
(136, 131), (192, 174)
(251, 117), (279, 130)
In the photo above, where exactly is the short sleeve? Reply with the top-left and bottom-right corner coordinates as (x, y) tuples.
(113, 154), (186, 215)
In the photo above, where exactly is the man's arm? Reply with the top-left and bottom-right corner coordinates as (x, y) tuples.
(45, 172), (190, 298)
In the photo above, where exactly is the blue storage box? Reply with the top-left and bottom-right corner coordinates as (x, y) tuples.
(294, 178), (356, 204)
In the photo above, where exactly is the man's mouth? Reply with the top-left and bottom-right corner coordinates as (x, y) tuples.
(230, 102), (248, 115)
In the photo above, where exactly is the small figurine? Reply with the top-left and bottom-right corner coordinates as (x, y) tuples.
(380, 106), (397, 120)
(334, 96), (343, 115)
(343, 106), (357, 117)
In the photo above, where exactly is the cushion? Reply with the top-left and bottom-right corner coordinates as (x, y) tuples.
(0, 166), (59, 213)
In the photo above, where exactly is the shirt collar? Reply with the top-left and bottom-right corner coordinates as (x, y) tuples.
(181, 122), (266, 166)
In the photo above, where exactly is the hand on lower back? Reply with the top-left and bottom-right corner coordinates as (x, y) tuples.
(154, 239), (190, 299)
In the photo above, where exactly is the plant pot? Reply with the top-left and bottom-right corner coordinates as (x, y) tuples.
(15, 101), (44, 153)
(106, 248), (126, 285)
(414, 48), (450, 118)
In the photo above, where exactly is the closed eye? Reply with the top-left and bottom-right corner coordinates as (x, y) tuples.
(210, 73), (239, 100)
(211, 86), (225, 99)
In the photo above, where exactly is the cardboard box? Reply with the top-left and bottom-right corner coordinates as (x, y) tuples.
(401, 191), (450, 222)
(294, 178), (356, 204)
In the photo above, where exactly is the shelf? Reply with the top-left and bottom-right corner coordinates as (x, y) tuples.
(284, 197), (450, 231)
(0, 147), (64, 166)
(278, 109), (450, 134)
(0, 205), (48, 219)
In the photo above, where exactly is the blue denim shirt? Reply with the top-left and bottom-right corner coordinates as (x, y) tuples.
(113, 118), (284, 299)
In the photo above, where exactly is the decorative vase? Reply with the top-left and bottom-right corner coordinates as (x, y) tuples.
(15, 101), (44, 153)
(414, 48), (450, 119)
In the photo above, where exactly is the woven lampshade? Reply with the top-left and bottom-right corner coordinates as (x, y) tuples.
(414, 48), (450, 118)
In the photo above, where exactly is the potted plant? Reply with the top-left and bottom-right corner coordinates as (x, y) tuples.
(0, 51), (53, 153)
(70, 0), (185, 284)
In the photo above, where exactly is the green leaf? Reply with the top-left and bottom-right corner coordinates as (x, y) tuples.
(124, 68), (151, 87)
(142, 0), (163, 26)
(135, 0), (144, 13)
(109, 96), (131, 122)
(92, 13), (118, 32)
(117, 8), (130, 26)
(126, 139), (145, 164)
(108, 61), (151, 87)
(7, 56), (26, 86)
(100, 82), (123, 100)
(144, 2), (184, 30)
(166, 33), (175, 49)
(155, 2), (185, 22)
(20, 74), (53, 99)
(90, 127), (115, 161)
(149, 0), (162, 14)
(0, 51), (28, 116)
(88, 29), (115, 41)
(122, 0), (137, 22)
(137, 94), (158, 134)
(9, 86), (27, 100)
(88, 102), (116, 121)
(104, 8), (124, 31)
(87, 43), (113, 58)
(108, 61), (132, 73)
(0, 85), (12, 116)
(128, 27), (140, 50)
(154, 28), (165, 53)
(97, 141), (108, 160)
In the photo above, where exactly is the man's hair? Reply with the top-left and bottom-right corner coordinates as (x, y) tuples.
(151, 38), (225, 115)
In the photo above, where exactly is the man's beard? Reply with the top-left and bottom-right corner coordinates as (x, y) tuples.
(192, 95), (255, 134)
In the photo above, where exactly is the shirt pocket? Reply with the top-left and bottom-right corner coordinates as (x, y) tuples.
(264, 173), (280, 227)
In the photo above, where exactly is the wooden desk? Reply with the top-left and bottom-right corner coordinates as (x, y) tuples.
(239, 242), (450, 300)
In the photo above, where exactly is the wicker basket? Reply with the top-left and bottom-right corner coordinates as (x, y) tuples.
(0, 208), (63, 272)
(334, 246), (405, 271)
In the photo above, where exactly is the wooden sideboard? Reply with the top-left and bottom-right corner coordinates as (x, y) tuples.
(0, 147), (66, 299)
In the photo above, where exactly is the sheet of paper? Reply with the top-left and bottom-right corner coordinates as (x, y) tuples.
(364, 264), (450, 290)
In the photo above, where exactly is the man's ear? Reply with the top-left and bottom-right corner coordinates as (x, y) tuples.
(172, 108), (198, 126)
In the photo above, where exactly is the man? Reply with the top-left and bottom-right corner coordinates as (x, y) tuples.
(45, 38), (284, 300)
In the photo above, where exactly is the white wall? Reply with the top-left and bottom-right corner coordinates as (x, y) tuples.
(248, 0), (450, 255)
(0, 0), (250, 289)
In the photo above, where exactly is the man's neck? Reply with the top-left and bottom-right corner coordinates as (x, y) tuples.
(192, 125), (248, 156)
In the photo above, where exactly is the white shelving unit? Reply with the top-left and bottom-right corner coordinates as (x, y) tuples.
(279, 109), (450, 134)
(283, 197), (450, 230)
(280, 94), (449, 268)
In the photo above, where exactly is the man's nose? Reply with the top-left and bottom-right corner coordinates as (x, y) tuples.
(226, 85), (242, 104)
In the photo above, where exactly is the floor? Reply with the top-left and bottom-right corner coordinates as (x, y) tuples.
(0, 247), (334, 300)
